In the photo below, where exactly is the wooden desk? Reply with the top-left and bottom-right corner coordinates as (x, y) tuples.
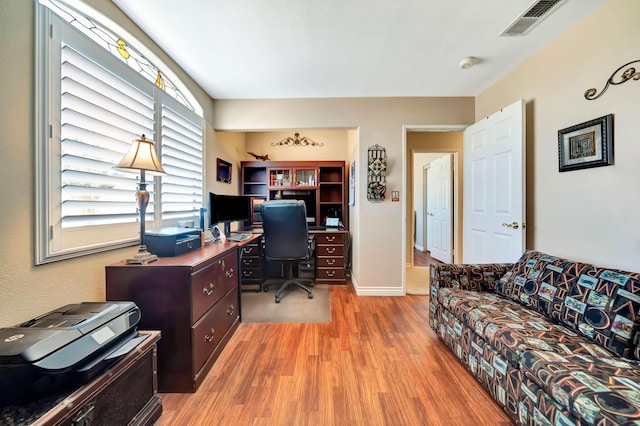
(0, 331), (161, 426)
(106, 242), (240, 393)
(238, 230), (349, 292)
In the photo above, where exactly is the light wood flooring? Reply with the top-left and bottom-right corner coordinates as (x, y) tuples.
(158, 284), (512, 425)
(413, 248), (442, 268)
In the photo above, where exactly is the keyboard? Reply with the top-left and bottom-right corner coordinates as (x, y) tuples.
(227, 233), (252, 242)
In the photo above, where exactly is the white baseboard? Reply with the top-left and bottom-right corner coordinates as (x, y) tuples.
(350, 275), (405, 296)
(414, 243), (425, 251)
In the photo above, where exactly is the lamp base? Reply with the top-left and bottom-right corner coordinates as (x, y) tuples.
(126, 245), (159, 264)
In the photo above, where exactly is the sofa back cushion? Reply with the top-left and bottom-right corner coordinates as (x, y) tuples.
(496, 250), (640, 358)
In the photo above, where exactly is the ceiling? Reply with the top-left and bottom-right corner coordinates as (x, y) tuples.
(112, 0), (606, 100)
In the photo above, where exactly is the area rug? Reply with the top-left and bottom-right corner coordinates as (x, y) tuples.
(406, 266), (429, 295)
(241, 284), (331, 323)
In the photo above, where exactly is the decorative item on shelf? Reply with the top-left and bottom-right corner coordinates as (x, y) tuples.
(271, 132), (323, 147)
(247, 151), (270, 161)
(216, 158), (232, 183)
(114, 134), (165, 264)
(367, 144), (387, 202)
(584, 59), (640, 100)
(558, 114), (613, 172)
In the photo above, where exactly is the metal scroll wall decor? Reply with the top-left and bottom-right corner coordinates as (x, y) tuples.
(271, 132), (323, 147)
(367, 144), (387, 202)
(584, 59), (640, 100)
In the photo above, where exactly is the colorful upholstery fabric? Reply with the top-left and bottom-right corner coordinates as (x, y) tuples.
(428, 251), (640, 425)
(430, 262), (513, 292)
(519, 375), (584, 426)
(437, 307), (521, 422)
(495, 250), (640, 358)
(438, 288), (616, 368)
(520, 350), (640, 425)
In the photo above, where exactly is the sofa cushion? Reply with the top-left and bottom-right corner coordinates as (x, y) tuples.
(520, 350), (640, 425)
(439, 288), (617, 368)
(495, 250), (640, 358)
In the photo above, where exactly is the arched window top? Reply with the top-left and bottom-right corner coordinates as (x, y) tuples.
(41, 0), (202, 115)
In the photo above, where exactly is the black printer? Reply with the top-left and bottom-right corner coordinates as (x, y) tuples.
(0, 302), (141, 406)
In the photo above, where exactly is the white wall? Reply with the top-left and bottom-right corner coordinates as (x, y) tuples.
(476, 0), (640, 272)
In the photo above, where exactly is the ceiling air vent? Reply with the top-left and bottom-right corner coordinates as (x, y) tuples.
(500, 0), (567, 37)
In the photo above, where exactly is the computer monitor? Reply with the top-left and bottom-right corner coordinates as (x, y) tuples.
(209, 193), (251, 237)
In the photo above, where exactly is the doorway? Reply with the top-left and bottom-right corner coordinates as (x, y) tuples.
(403, 126), (465, 295)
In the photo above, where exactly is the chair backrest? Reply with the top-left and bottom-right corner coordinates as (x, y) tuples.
(261, 200), (309, 261)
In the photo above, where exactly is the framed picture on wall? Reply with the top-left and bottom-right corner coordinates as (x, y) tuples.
(216, 158), (232, 183)
(558, 114), (613, 172)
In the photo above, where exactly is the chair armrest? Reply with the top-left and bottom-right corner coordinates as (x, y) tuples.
(307, 234), (316, 252)
(430, 262), (513, 294)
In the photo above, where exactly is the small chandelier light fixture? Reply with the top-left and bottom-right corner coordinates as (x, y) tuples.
(271, 132), (324, 147)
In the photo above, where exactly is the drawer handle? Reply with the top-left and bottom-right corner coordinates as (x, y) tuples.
(226, 268), (235, 278)
(327, 259), (335, 265)
(243, 247), (251, 254)
(326, 247), (335, 254)
(326, 236), (335, 242)
(219, 259), (225, 269)
(205, 328), (215, 342)
(327, 271), (335, 277)
(203, 283), (215, 296)
(226, 305), (235, 316)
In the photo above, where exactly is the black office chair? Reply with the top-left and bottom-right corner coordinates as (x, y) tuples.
(260, 200), (315, 303)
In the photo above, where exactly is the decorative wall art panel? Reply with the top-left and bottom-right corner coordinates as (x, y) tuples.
(367, 144), (386, 202)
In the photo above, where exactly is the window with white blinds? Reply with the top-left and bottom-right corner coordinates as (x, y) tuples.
(60, 44), (155, 229)
(36, 6), (204, 264)
(160, 103), (204, 222)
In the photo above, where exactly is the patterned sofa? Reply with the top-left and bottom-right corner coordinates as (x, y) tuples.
(429, 250), (640, 425)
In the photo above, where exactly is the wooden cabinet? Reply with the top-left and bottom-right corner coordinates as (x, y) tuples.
(241, 161), (346, 228)
(315, 231), (348, 283)
(239, 235), (263, 292)
(2, 331), (162, 426)
(106, 244), (240, 393)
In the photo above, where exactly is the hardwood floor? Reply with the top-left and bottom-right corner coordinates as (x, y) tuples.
(413, 248), (442, 268)
(158, 284), (512, 425)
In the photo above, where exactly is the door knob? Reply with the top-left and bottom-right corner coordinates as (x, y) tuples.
(502, 221), (519, 229)
(427, 212), (434, 216)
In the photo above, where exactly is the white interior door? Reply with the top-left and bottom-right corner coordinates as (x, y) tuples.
(430, 154), (453, 263)
(425, 166), (434, 252)
(463, 99), (526, 263)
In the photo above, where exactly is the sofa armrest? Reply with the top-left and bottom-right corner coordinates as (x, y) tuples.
(430, 262), (514, 294)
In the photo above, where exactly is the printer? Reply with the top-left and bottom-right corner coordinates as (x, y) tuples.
(0, 302), (141, 406)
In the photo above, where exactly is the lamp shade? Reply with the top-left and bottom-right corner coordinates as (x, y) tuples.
(114, 134), (165, 175)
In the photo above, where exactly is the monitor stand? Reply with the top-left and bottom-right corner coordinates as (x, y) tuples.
(223, 222), (231, 238)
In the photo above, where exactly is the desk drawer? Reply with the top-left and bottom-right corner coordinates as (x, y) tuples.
(191, 251), (238, 323)
(317, 257), (344, 268)
(192, 288), (238, 374)
(317, 245), (344, 257)
(241, 257), (260, 268)
(240, 244), (260, 257)
(241, 269), (261, 281)
(317, 268), (345, 280)
(316, 233), (344, 244)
